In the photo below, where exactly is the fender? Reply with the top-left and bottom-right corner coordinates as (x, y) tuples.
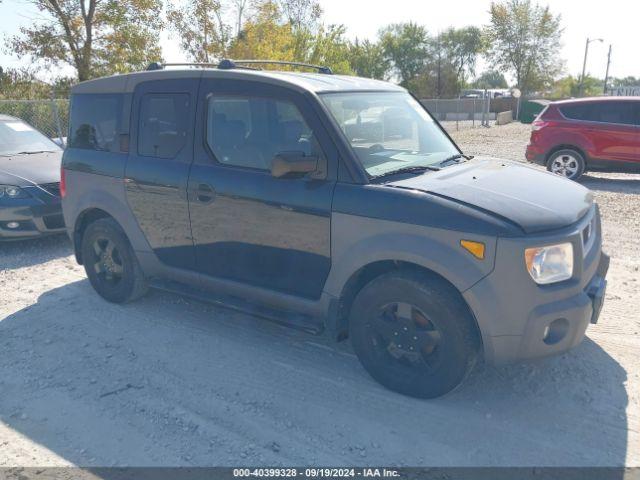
(546, 129), (595, 160)
(62, 169), (153, 257)
(324, 212), (497, 298)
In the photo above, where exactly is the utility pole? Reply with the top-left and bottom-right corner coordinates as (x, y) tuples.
(579, 37), (603, 97)
(603, 45), (612, 95)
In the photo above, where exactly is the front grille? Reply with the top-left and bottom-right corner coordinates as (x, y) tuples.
(40, 182), (61, 197)
(43, 214), (65, 230)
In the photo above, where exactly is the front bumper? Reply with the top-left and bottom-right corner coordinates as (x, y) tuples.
(463, 205), (609, 365)
(507, 252), (609, 363)
(0, 186), (65, 240)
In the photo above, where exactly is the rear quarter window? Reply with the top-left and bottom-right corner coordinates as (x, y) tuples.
(559, 103), (593, 121)
(69, 94), (122, 152)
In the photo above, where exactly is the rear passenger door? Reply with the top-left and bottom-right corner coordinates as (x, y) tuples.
(585, 101), (639, 163)
(125, 79), (199, 269)
(188, 79), (338, 299)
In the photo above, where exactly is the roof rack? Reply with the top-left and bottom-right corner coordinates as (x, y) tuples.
(146, 59), (333, 74)
(224, 60), (333, 74)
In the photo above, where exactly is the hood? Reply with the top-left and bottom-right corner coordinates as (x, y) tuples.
(388, 157), (593, 234)
(0, 151), (62, 186)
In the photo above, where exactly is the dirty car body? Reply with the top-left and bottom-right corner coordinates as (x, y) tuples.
(61, 63), (609, 398)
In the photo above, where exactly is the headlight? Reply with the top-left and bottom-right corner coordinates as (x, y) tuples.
(524, 242), (574, 285)
(0, 185), (29, 199)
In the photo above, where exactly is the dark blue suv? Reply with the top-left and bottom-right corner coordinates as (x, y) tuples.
(61, 60), (609, 398)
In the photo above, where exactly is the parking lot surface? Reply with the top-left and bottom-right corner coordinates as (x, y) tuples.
(1, 123), (638, 467)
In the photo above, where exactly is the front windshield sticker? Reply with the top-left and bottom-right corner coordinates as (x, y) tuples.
(5, 122), (33, 132)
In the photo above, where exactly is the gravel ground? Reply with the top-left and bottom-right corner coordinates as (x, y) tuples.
(0, 122), (638, 467)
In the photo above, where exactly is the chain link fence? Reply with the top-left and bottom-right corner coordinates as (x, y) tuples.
(0, 98), (69, 142)
(420, 96), (520, 130)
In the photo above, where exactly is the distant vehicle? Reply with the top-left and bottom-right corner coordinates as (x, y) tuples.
(62, 60), (608, 398)
(461, 89), (511, 99)
(526, 97), (640, 180)
(0, 115), (65, 240)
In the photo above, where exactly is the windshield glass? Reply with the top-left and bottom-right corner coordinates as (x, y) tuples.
(0, 119), (61, 156)
(321, 91), (459, 178)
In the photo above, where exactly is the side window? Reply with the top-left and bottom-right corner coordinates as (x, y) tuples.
(138, 93), (190, 159)
(560, 103), (593, 121)
(561, 101), (638, 125)
(69, 94), (121, 151)
(205, 95), (324, 171)
(592, 102), (637, 125)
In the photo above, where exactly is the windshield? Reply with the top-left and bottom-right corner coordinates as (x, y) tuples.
(321, 91), (459, 178)
(0, 119), (61, 156)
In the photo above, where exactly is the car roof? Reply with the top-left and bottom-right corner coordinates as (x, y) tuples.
(552, 96), (640, 105)
(70, 68), (405, 95)
(0, 114), (21, 122)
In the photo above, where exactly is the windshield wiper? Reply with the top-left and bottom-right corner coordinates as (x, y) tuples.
(371, 165), (440, 181)
(437, 153), (473, 167)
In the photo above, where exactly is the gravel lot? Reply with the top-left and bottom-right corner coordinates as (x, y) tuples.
(1, 122), (638, 467)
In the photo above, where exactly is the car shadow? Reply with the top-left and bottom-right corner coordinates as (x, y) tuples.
(0, 233), (72, 269)
(580, 174), (640, 195)
(0, 280), (629, 469)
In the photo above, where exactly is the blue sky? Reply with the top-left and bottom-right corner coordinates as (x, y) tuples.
(1, 0), (639, 81)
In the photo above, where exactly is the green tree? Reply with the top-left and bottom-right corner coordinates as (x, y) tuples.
(227, 0), (351, 74)
(549, 74), (603, 98)
(347, 38), (388, 79)
(410, 60), (458, 98)
(0, 67), (51, 99)
(379, 22), (433, 88)
(278, 0), (322, 30)
(486, 0), (563, 93)
(610, 76), (640, 87)
(472, 70), (509, 89)
(231, 0), (250, 36)
(440, 26), (485, 87)
(6, 0), (163, 81)
(166, 0), (229, 62)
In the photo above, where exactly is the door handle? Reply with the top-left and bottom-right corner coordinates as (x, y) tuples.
(194, 183), (215, 203)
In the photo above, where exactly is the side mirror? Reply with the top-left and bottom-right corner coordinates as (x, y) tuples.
(271, 151), (318, 178)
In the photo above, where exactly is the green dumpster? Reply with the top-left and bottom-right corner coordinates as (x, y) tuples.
(518, 99), (550, 124)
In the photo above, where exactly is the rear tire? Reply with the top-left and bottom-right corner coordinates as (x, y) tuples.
(349, 270), (478, 399)
(547, 149), (586, 181)
(81, 218), (148, 303)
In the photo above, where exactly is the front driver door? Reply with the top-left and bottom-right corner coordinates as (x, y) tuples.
(188, 79), (337, 299)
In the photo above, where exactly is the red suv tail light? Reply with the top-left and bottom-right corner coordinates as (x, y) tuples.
(60, 166), (67, 198)
(531, 120), (549, 131)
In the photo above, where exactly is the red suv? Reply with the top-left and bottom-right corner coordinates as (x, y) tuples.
(526, 97), (640, 180)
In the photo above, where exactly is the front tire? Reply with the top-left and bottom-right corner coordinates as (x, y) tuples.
(349, 270), (479, 399)
(81, 218), (148, 303)
(547, 149), (586, 181)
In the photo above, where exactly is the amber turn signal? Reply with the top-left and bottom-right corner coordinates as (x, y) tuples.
(460, 240), (485, 260)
